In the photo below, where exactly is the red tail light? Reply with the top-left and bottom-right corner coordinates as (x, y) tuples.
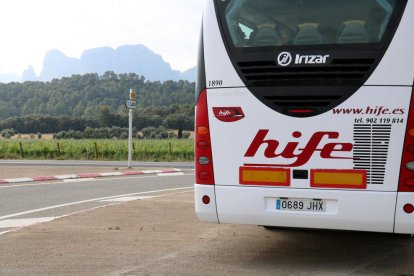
(195, 89), (215, 185)
(398, 87), (414, 192)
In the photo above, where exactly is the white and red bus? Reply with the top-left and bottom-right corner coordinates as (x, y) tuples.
(195, 0), (414, 234)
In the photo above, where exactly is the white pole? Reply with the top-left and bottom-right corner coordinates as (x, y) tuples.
(128, 108), (133, 168)
(127, 88), (136, 169)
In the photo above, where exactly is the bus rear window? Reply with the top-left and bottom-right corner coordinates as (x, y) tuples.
(221, 0), (398, 47)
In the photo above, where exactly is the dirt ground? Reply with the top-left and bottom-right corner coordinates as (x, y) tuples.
(0, 191), (413, 276)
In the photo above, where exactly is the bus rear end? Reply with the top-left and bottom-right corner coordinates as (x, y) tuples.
(195, 0), (414, 234)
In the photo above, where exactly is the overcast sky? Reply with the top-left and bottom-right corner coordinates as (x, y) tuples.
(0, 0), (205, 75)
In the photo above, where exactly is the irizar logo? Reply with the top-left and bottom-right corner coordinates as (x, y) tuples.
(277, 52), (292, 66)
(277, 52), (330, 66)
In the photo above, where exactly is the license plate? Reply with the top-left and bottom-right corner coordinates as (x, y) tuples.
(276, 198), (326, 212)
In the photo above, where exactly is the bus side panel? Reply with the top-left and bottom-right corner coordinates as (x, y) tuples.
(215, 186), (396, 233)
(366, 0), (414, 86)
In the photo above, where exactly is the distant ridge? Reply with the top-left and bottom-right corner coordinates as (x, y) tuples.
(0, 44), (196, 83)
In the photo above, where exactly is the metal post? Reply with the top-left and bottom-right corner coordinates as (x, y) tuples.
(128, 108), (133, 168)
(127, 88), (136, 168)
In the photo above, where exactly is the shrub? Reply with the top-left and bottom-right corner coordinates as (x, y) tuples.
(0, 128), (15, 139)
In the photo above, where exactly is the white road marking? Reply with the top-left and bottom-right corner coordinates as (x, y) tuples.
(0, 230), (16, 236)
(63, 178), (95, 183)
(157, 172), (184, 177)
(140, 170), (163, 174)
(100, 196), (157, 202)
(0, 186), (193, 221)
(3, 178), (33, 183)
(100, 172), (123, 177)
(55, 174), (78, 180)
(0, 217), (56, 228)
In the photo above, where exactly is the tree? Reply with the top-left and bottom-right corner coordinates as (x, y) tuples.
(178, 124), (183, 139)
(0, 72), (196, 132)
(0, 128), (15, 139)
(98, 106), (115, 127)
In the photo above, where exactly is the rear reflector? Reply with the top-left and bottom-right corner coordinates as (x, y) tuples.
(202, 195), (211, 205)
(240, 166), (290, 186)
(403, 204), (414, 214)
(311, 169), (367, 189)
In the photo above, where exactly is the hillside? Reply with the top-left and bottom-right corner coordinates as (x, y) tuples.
(0, 72), (195, 133)
(0, 72), (195, 118)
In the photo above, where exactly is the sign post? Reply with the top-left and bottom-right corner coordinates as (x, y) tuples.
(126, 89), (137, 168)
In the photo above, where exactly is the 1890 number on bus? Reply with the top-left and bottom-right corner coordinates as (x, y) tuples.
(208, 80), (223, 87)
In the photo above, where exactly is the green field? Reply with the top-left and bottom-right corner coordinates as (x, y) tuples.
(0, 139), (194, 161)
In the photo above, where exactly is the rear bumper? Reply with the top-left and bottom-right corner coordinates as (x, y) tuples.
(395, 192), (414, 234)
(194, 184), (414, 234)
(194, 184), (218, 223)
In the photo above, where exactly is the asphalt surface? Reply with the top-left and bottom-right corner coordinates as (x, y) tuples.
(0, 164), (414, 275)
(0, 173), (192, 220)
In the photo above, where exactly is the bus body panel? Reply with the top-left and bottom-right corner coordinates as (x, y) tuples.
(203, 0), (244, 89)
(366, 0), (414, 86)
(208, 86), (411, 192)
(395, 192), (414, 234)
(194, 184), (219, 223)
(215, 186), (396, 233)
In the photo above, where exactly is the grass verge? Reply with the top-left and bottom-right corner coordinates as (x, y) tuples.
(0, 139), (194, 161)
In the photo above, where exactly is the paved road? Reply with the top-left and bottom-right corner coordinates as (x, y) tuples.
(0, 173), (413, 275)
(0, 172), (193, 233)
